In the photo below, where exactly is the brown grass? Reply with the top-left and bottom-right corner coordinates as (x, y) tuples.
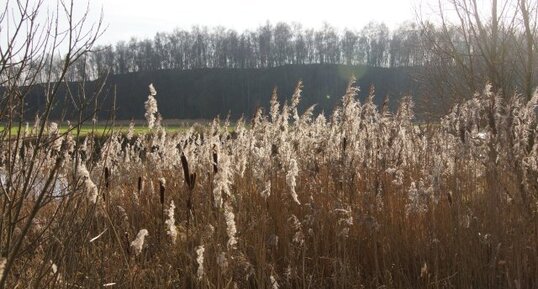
(1, 82), (537, 289)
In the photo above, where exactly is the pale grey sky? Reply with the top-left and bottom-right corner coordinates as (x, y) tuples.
(91, 0), (439, 45)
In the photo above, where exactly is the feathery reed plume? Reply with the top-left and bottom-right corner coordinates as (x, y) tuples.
(420, 262), (428, 279)
(144, 83), (159, 129)
(50, 262), (57, 274)
(0, 258), (5, 280)
(381, 94), (390, 117)
(290, 81), (303, 123)
(406, 181), (429, 215)
(126, 120), (135, 140)
(49, 122), (62, 152)
(130, 229), (149, 256)
(76, 162), (99, 203)
(195, 245), (205, 280)
(270, 87), (280, 123)
(147, 179), (155, 196)
(286, 158), (300, 204)
(217, 251), (228, 271)
(224, 202), (237, 249)
(165, 201), (177, 244)
(270, 275), (279, 289)
(148, 83), (157, 97)
(335, 207), (353, 238)
(212, 147), (232, 208)
(289, 215), (304, 246)
(261, 181), (271, 199)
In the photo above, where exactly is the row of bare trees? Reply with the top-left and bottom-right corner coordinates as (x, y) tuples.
(78, 22), (422, 78)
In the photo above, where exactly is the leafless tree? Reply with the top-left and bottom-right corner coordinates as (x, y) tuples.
(418, 0), (538, 102)
(0, 0), (104, 287)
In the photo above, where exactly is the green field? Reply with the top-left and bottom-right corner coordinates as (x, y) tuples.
(0, 123), (191, 137)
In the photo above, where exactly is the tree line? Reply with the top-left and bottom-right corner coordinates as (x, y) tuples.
(76, 21), (427, 79)
(66, 5), (537, 102)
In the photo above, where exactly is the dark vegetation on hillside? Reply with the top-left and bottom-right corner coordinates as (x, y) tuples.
(19, 64), (432, 121)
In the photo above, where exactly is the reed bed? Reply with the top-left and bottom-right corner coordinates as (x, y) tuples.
(0, 81), (537, 289)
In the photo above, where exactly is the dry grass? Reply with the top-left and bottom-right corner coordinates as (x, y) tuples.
(0, 82), (537, 289)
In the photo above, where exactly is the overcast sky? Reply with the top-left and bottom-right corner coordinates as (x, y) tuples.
(91, 0), (439, 45)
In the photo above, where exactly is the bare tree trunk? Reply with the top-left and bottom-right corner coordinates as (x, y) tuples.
(520, 0), (535, 99)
